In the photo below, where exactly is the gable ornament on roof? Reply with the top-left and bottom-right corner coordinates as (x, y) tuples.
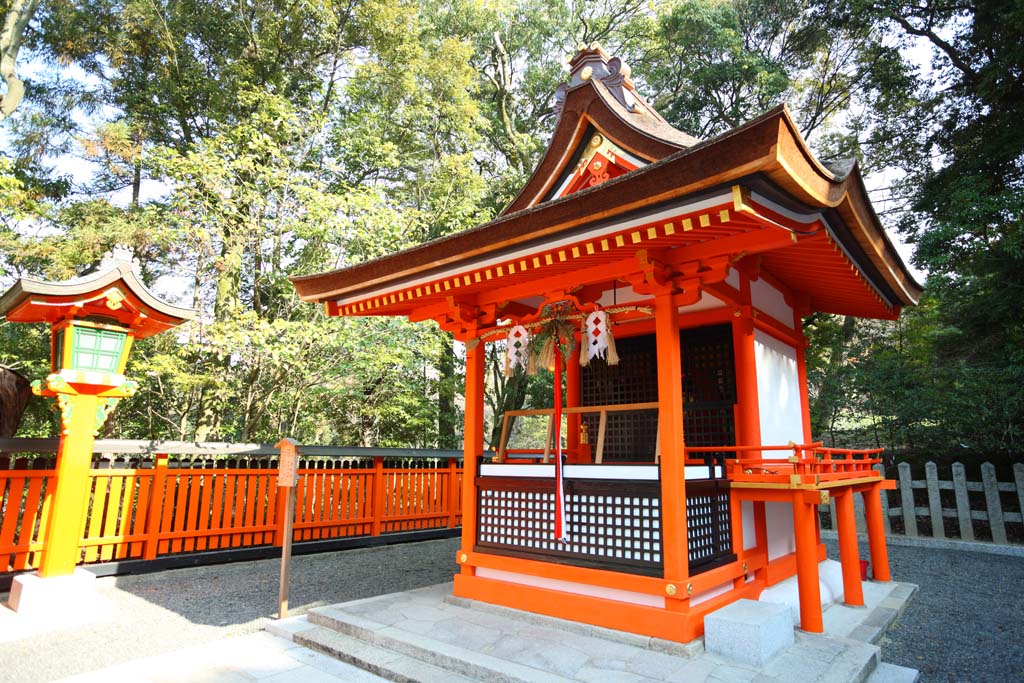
(554, 45), (645, 116)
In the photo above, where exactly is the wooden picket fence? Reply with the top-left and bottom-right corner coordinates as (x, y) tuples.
(818, 461), (1024, 544)
(0, 439), (464, 574)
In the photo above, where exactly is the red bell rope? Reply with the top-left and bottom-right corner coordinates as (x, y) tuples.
(553, 343), (567, 542)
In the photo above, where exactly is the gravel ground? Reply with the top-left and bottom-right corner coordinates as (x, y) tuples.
(2, 535), (1021, 683)
(874, 542), (1024, 682)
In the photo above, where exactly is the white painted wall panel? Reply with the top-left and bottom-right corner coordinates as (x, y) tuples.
(726, 267), (741, 289)
(751, 279), (794, 328)
(742, 500), (757, 550)
(766, 502), (796, 560)
(754, 330), (803, 455)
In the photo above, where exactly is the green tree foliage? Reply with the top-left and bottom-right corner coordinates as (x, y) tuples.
(804, 0), (1023, 458)
(1, 0), (1018, 458)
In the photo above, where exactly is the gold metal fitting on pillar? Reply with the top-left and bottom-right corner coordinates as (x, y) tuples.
(665, 584), (677, 597)
(686, 583), (693, 595)
(459, 553), (468, 563)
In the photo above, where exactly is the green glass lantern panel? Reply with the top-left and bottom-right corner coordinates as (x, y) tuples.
(70, 327), (127, 372)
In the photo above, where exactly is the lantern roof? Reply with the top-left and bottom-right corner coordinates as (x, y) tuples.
(291, 49), (922, 329)
(0, 251), (194, 338)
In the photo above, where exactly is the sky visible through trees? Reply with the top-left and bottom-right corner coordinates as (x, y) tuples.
(0, 0), (1019, 462)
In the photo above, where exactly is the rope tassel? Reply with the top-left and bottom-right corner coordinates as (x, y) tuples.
(605, 322), (619, 366)
(579, 317), (590, 367)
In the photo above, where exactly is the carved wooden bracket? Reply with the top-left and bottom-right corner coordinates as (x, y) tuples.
(627, 250), (675, 295)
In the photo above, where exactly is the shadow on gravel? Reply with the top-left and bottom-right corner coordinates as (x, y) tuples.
(110, 537), (462, 627)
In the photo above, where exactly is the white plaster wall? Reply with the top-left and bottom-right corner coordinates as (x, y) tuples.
(759, 559), (847, 624)
(766, 502), (796, 560)
(726, 267), (740, 289)
(690, 580), (733, 607)
(751, 278), (794, 328)
(743, 498), (794, 560)
(677, 290), (728, 314)
(754, 329), (803, 454)
(742, 500), (757, 550)
(754, 329), (804, 560)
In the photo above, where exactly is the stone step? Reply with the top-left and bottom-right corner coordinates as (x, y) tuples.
(306, 607), (578, 683)
(273, 582), (916, 683)
(296, 625), (480, 683)
(757, 632), (881, 683)
(866, 662), (921, 683)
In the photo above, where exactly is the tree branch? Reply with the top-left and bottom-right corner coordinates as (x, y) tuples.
(0, 0), (42, 118)
(889, 13), (977, 84)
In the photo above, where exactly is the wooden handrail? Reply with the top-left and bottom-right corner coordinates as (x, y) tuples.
(0, 437), (478, 460)
(497, 402), (660, 464)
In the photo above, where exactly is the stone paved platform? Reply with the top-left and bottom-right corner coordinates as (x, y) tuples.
(268, 580), (920, 683)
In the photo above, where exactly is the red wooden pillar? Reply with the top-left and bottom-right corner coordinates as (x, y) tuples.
(834, 489), (865, 606)
(732, 289), (765, 581)
(863, 482), (892, 581)
(654, 292), (689, 608)
(731, 309), (761, 450)
(459, 341), (486, 575)
(792, 491), (824, 632)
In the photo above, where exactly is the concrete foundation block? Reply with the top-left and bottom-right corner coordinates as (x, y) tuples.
(704, 598), (794, 667)
(7, 569), (109, 625)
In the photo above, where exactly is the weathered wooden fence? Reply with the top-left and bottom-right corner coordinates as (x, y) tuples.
(0, 439), (464, 574)
(818, 461), (1024, 544)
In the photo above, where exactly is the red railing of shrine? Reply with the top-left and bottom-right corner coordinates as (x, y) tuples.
(0, 442), (463, 574)
(685, 442), (885, 486)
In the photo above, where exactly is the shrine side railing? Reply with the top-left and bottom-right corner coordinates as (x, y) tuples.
(0, 439), (465, 582)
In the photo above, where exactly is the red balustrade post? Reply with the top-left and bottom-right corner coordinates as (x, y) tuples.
(447, 457), (460, 528)
(143, 454), (168, 560)
(371, 456), (385, 536)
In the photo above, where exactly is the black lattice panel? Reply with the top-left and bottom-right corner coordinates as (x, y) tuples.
(684, 404), (736, 448)
(580, 326), (738, 459)
(564, 491), (662, 565)
(476, 478), (663, 575)
(478, 489), (558, 552)
(681, 325), (737, 405)
(686, 480), (735, 572)
(580, 335), (659, 462)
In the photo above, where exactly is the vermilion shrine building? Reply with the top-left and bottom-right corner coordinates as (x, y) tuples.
(292, 49), (922, 643)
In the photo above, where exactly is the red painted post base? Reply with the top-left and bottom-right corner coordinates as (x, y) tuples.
(452, 565), (763, 643)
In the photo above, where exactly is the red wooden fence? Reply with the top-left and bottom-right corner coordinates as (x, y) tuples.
(0, 440), (464, 573)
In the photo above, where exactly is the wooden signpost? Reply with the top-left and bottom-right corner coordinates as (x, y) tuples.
(276, 437), (299, 618)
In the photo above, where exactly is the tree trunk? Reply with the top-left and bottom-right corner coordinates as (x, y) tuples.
(214, 229), (245, 321)
(438, 331), (457, 448)
(0, 0), (42, 119)
(485, 344), (529, 450)
(0, 366), (31, 437)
